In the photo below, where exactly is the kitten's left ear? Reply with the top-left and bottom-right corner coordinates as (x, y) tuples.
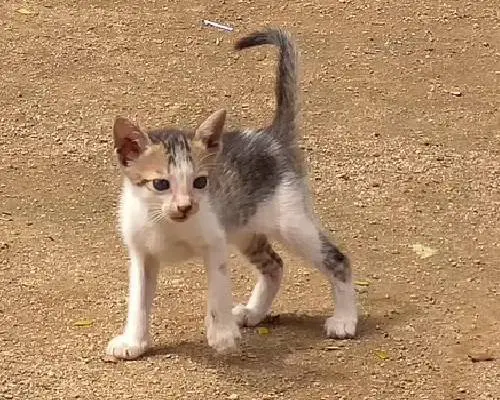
(194, 109), (226, 150)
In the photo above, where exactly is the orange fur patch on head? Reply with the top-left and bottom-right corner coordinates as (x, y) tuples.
(122, 144), (168, 184)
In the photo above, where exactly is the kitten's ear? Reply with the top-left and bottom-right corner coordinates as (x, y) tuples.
(113, 116), (150, 166)
(194, 109), (226, 150)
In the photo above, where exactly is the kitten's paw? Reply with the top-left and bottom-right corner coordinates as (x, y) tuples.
(325, 315), (358, 339)
(106, 334), (149, 360)
(206, 321), (241, 354)
(232, 304), (265, 327)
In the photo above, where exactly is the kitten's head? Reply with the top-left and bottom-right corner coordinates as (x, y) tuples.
(112, 109), (226, 223)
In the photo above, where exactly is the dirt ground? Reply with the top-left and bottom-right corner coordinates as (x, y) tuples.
(1, 0), (499, 399)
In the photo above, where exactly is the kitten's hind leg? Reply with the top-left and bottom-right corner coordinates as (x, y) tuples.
(279, 214), (358, 339)
(232, 234), (284, 327)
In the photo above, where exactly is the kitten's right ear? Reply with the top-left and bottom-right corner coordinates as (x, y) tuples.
(194, 109), (227, 151)
(113, 117), (150, 166)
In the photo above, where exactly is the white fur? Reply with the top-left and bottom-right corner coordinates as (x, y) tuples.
(107, 179), (241, 358)
(106, 177), (357, 359)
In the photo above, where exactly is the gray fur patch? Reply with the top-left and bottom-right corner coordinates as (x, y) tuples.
(206, 28), (302, 228)
(319, 232), (351, 283)
(209, 129), (302, 228)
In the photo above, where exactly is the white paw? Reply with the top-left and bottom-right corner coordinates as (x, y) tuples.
(206, 319), (241, 354)
(232, 304), (265, 327)
(325, 315), (358, 339)
(106, 334), (149, 360)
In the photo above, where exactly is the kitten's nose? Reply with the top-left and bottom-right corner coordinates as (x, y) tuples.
(177, 204), (192, 213)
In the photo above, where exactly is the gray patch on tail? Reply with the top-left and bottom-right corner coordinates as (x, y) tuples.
(235, 28), (299, 146)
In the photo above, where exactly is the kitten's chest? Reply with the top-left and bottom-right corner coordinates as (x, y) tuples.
(144, 221), (206, 262)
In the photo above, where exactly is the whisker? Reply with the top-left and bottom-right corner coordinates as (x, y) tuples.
(198, 153), (217, 164)
(151, 216), (163, 224)
(199, 162), (222, 169)
(148, 209), (165, 224)
(150, 213), (165, 224)
(148, 211), (163, 218)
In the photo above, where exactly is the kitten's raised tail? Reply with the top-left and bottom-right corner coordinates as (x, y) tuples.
(235, 29), (299, 145)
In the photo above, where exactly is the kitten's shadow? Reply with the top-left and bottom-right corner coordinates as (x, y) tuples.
(148, 311), (392, 371)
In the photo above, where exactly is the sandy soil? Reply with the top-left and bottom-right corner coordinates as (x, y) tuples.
(1, 1), (499, 399)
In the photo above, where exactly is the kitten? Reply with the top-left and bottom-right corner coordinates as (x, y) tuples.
(106, 28), (358, 359)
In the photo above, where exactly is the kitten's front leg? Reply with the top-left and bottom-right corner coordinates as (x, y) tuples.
(106, 248), (159, 360)
(204, 244), (241, 354)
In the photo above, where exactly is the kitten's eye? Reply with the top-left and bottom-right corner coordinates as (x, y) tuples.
(152, 179), (170, 191)
(193, 176), (208, 189)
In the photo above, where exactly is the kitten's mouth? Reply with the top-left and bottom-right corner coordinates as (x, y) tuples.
(170, 214), (189, 222)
